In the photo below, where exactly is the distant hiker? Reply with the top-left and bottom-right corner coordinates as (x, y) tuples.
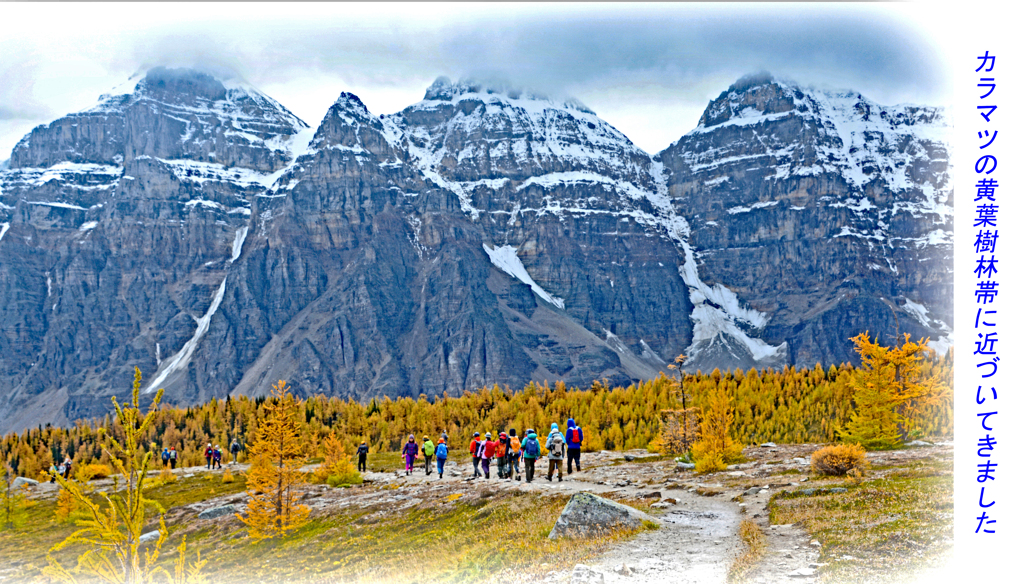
(546, 423), (566, 482)
(436, 437), (448, 479)
(422, 436), (435, 475)
(509, 429), (522, 481)
(480, 432), (496, 479)
(50, 463), (59, 483)
(566, 419), (583, 474)
(62, 456), (73, 480)
(522, 429), (541, 483)
(213, 446), (223, 469)
(204, 443), (214, 469)
(161, 448), (170, 468)
(402, 435), (418, 476)
(495, 432), (508, 479)
(169, 446), (178, 470)
(230, 439), (242, 464)
(469, 432), (482, 478)
(357, 441), (369, 472)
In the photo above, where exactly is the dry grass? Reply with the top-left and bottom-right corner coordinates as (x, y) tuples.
(768, 454), (952, 583)
(728, 519), (767, 583)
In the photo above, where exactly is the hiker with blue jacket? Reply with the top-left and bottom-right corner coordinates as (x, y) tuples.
(521, 429), (541, 483)
(546, 423), (566, 482)
(436, 437), (448, 478)
(565, 418), (583, 474)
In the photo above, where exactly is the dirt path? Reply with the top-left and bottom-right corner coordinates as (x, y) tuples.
(365, 450), (822, 583)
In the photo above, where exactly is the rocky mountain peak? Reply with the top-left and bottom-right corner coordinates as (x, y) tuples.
(138, 67), (229, 103)
(697, 72), (806, 129)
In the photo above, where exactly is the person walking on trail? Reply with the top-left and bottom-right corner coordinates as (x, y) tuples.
(566, 419), (583, 474)
(435, 437), (448, 479)
(546, 423), (566, 482)
(469, 432), (483, 478)
(495, 432), (508, 479)
(357, 441), (369, 472)
(213, 446), (223, 469)
(161, 448), (170, 468)
(522, 429), (541, 483)
(204, 443), (214, 469)
(509, 429), (522, 481)
(402, 435), (419, 476)
(230, 439), (242, 464)
(422, 436), (435, 475)
(63, 456), (73, 480)
(169, 446), (177, 470)
(480, 432), (497, 479)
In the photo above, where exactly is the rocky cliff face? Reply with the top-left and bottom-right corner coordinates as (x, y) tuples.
(0, 70), (951, 433)
(657, 73), (951, 370)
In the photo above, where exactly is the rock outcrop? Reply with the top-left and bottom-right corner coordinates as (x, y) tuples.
(549, 492), (659, 539)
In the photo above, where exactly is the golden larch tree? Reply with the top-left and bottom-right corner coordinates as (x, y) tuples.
(692, 383), (743, 473)
(238, 380), (310, 541)
(43, 367), (204, 584)
(840, 332), (949, 449)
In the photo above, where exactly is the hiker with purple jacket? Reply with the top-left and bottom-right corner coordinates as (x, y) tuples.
(402, 435), (418, 476)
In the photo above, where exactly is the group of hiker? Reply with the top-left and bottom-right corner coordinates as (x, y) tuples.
(48, 456), (74, 483)
(383, 418), (584, 483)
(159, 439), (243, 470)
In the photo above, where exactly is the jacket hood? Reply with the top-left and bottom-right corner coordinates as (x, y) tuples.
(567, 418), (576, 428)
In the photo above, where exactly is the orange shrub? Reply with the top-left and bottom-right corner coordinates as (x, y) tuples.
(811, 444), (867, 476)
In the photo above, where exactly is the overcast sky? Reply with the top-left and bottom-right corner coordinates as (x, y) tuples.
(0, 2), (951, 159)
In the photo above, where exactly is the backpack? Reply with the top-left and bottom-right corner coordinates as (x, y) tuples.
(524, 438), (540, 457)
(510, 436), (521, 454)
(495, 441), (506, 458)
(569, 427), (582, 445)
(436, 443), (448, 459)
(549, 433), (564, 454)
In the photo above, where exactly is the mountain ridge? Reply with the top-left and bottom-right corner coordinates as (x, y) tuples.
(0, 68), (952, 434)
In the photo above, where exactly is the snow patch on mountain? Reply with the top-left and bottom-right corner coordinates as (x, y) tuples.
(0, 222), (9, 244)
(483, 243), (565, 309)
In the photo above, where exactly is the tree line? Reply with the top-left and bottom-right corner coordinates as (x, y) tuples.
(1, 345), (954, 478)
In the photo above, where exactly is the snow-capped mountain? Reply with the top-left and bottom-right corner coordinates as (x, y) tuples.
(0, 69), (952, 433)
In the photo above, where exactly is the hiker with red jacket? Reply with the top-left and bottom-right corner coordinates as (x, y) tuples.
(566, 418), (584, 474)
(480, 432), (497, 479)
(402, 435), (419, 476)
(469, 432), (482, 478)
(204, 443), (214, 469)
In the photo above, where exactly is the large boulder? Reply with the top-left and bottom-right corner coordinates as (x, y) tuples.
(549, 492), (659, 539)
(12, 477), (38, 489)
(197, 504), (237, 519)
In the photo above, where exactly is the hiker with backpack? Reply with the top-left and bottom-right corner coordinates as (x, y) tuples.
(204, 443), (214, 469)
(357, 441), (369, 472)
(566, 419), (583, 474)
(161, 448), (170, 468)
(436, 437), (448, 478)
(402, 435), (419, 476)
(508, 429), (522, 481)
(230, 439), (242, 464)
(213, 446), (223, 469)
(495, 432), (508, 479)
(546, 423), (566, 482)
(522, 429), (541, 483)
(169, 446), (177, 469)
(469, 432), (482, 478)
(422, 436), (435, 476)
(479, 432), (497, 479)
